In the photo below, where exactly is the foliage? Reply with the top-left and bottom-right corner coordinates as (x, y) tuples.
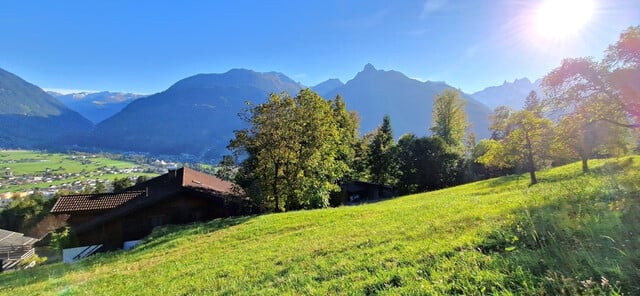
(551, 110), (632, 172)
(488, 105), (514, 141)
(540, 26), (639, 174)
(111, 177), (133, 192)
(395, 134), (463, 195)
(367, 115), (399, 186)
(2, 157), (640, 295)
(0, 192), (57, 234)
(17, 253), (47, 269)
(478, 103), (553, 185)
(603, 25), (640, 123)
(92, 181), (106, 194)
(331, 95), (361, 182)
(49, 226), (78, 251)
(430, 89), (468, 152)
(227, 89), (356, 212)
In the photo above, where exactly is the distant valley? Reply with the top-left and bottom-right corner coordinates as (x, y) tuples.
(0, 68), (93, 149)
(48, 91), (145, 124)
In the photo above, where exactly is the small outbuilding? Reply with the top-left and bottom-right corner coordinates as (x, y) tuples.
(0, 228), (39, 271)
(339, 181), (395, 204)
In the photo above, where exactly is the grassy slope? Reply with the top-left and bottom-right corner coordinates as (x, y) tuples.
(2, 157), (639, 295)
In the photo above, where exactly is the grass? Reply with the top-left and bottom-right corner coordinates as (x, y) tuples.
(1, 156), (639, 295)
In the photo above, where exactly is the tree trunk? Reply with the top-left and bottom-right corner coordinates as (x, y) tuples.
(529, 168), (538, 186)
(524, 130), (538, 185)
(273, 162), (281, 212)
(581, 157), (589, 173)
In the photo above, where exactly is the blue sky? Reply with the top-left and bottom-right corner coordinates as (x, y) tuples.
(1, 0), (638, 94)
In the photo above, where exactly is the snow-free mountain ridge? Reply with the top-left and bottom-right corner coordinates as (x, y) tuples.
(471, 78), (543, 110)
(0, 67), (93, 148)
(50, 91), (145, 124)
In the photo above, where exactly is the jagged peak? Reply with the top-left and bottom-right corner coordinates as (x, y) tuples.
(363, 63), (377, 72)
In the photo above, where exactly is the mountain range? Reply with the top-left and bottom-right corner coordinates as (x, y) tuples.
(87, 69), (304, 156)
(471, 78), (542, 110)
(0, 65), (539, 160)
(48, 91), (145, 124)
(322, 64), (491, 139)
(0, 67), (92, 148)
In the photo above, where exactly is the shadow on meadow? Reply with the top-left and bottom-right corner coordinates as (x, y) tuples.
(474, 160), (640, 294)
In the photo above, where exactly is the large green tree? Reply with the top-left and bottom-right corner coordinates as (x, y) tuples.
(478, 105), (553, 185)
(227, 89), (355, 212)
(604, 25), (640, 124)
(368, 115), (398, 186)
(331, 95), (361, 181)
(542, 27), (639, 171)
(396, 134), (463, 194)
(430, 89), (468, 152)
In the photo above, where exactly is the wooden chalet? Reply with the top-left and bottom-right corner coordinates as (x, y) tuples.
(51, 167), (243, 257)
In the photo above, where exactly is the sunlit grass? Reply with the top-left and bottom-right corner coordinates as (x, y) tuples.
(1, 156), (638, 295)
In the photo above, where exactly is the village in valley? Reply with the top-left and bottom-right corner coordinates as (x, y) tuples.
(0, 150), (182, 207)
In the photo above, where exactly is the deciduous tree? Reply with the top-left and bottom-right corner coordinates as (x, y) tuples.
(478, 108), (553, 185)
(396, 134), (463, 194)
(430, 89), (468, 152)
(226, 89), (355, 212)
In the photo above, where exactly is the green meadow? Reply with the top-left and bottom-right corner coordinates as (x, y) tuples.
(0, 150), (156, 193)
(1, 157), (639, 295)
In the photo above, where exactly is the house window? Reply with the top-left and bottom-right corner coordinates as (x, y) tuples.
(150, 215), (165, 227)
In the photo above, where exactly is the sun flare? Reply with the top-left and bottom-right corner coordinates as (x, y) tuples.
(534, 0), (594, 40)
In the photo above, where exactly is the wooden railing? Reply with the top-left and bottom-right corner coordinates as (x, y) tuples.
(1, 245), (35, 271)
(0, 245), (32, 260)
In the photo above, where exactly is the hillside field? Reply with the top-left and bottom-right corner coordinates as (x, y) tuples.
(0, 150), (156, 193)
(1, 157), (639, 295)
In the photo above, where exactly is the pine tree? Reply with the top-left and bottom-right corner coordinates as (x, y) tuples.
(368, 115), (398, 186)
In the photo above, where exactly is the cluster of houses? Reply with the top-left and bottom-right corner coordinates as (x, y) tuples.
(0, 165), (152, 209)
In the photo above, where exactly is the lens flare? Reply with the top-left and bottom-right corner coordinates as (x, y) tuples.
(534, 0), (595, 41)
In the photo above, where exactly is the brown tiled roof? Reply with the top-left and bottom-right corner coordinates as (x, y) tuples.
(180, 167), (236, 194)
(51, 190), (147, 214)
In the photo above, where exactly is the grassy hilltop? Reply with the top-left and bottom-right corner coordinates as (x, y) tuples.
(1, 157), (639, 295)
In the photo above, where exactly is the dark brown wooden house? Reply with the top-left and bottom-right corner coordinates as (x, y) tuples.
(51, 167), (243, 254)
(339, 181), (395, 204)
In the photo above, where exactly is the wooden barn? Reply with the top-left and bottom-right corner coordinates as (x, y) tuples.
(51, 167), (243, 261)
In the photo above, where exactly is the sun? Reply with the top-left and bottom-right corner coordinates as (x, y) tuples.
(534, 0), (595, 40)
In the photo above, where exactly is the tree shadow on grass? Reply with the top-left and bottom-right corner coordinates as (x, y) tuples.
(133, 215), (254, 252)
(472, 170), (640, 294)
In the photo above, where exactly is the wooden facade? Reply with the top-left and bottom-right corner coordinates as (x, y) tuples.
(339, 181), (395, 204)
(52, 167), (243, 251)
